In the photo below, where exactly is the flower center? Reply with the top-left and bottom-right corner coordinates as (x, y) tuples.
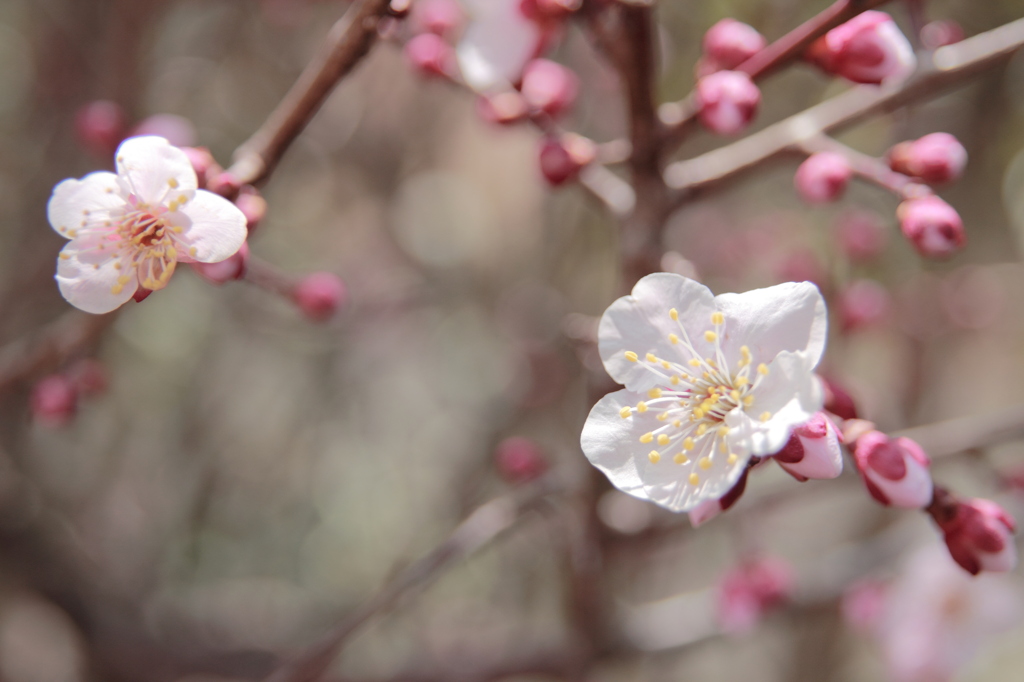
(108, 206), (183, 294)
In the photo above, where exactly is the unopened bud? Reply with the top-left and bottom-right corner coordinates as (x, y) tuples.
(494, 436), (548, 483)
(937, 497), (1017, 575)
(206, 171), (241, 199)
(821, 376), (859, 420)
(854, 431), (933, 508)
(235, 191), (268, 233)
(521, 59), (578, 118)
(30, 375), (78, 427)
(898, 196), (965, 259)
(538, 133), (596, 186)
(835, 209), (888, 263)
(839, 279), (890, 332)
(191, 242), (249, 285)
(888, 133), (967, 185)
(405, 33), (454, 78)
(181, 147), (220, 188)
(772, 412), (843, 481)
(794, 152), (853, 204)
(292, 271), (348, 322)
(806, 11), (916, 85)
(702, 18), (766, 71)
(696, 70), (761, 136)
(476, 92), (529, 125)
(74, 100), (125, 158)
(411, 0), (465, 38)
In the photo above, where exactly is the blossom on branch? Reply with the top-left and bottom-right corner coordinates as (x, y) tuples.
(696, 70), (761, 136)
(581, 274), (827, 513)
(794, 152), (853, 204)
(48, 136), (248, 314)
(853, 431), (933, 508)
(897, 195), (966, 259)
(771, 411), (844, 481)
(700, 18), (766, 73)
(937, 498), (1017, 575)
(807, 11), (916, 85)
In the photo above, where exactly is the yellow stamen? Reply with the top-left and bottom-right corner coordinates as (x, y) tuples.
(683, 437), (695, 451)
(168, 178), (179, 188)
(619, 406), (632, 418)
(668, 333), (679, 344)
(670, 375), (680, 385)
(717, 425), (730, 437)
(669, 308), (678, 321)
(696, 424), (708, 436)
(743, 395), (755, 407)
(657, 434), (670, 446)
(636, 401), (648, 413)
(758, 363), (769, 376)
(624, 351), (638, 362)
(648, 388), (662, 399)
(699, 456), (712, 470)
(640, 432), (654, 444)
(648, 451), (661, 464)
(727, 453), (738, 465)
(674, 453), (688, 465)
(646, 353), (657, 363)
(711, 312), (724, 325)
(705, 330), (717, 342)
(688, 359), (701, 367)
(760, 411), (772, 422)
(657, 412), (669, 421)
(689, 472), (700, 485)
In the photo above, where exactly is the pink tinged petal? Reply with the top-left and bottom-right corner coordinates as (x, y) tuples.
(689, 499), (721, 527)
(115, 135), (198, 206)
(172, 190), (248, 263)
(598, 273), (717, 392)
(776, 412), (843, 480)
(48, 171), (125, 239)
(456, 0), (542, 91)
(55, 244), (137, 314)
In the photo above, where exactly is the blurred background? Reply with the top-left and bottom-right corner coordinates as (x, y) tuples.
(0, 0), (1023, 681)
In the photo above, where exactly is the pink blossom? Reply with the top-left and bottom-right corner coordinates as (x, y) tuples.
(898, 196), (965, 259)
(30, 375), (78, 427)
(538, 134), (595, 186)
(853, 431), (933, 508)
(292, 271), (348, 321)
(888, 133), (967, 185)
(702, 18), (766, 71)
(494, 436), (548, 483)
(520, 59), (578, 118)
(696, 70), (761, 135)
(405, 33), (454, 78)
(794, 152), (853, 203)
(937, 498), (1017, 575)
(716, 555), (793, 634)
(838, 279), (890, 332)
(771, 411), (843, 481)
(807, 11), (916, 85)
(835, 209), (888, 263)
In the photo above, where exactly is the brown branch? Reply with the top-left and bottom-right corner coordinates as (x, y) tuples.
(664, 17), (1024, 201)
(227, 0), (393, 186)
(894, 402), (1024, 459)
(796, 134), (929, 199)
(262, 474), (564, 682)
(0, 310), (118, 390)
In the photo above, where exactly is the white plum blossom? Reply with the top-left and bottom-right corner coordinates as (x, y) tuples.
(49, 136), (248, 314)
(581, 273), (827, 512)
(456, 0), (544, 91)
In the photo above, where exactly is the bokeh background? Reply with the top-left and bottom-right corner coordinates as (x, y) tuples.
(0, 0), (1023, 681)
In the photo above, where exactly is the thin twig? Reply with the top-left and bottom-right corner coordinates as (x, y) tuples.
(895, 402), (1024, 459)
(797, 134), (929, 199)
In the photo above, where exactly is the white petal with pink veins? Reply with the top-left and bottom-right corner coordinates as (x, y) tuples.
(172, 190), (248, 263)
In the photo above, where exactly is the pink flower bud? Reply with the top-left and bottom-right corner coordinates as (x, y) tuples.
(937, 498), (1017, 575)
(181, 147), (220, 188)
(835, 209), (888, 263)
(206, 171), (241, 199)
(794, 152), (853, 203)
(30, 375), (78, 427)
(716, 556), (793, 634)
(688, 466), (750, 527)
(839, 279), (890, 332)
(854, 431), (933, 508)
(538, 133), (596, 186)
(520, 59), (578, 118)
(696, 70), (761, 136)
(921, 20), (964, 50)
(898, 196), (965, 259)
(405, 33), (454, 78)
(494, 436), (548, 483)
(476, 92), (529, 125)
(132, 114), (196, 147)
(807, 11), (916, 85)
(772, 412), (844, 481)
(821, 376), (859, 420)
(702, 19), (766, 71)
(191, 242), (249, 285)
(235, 192), (268, 233)
(411, 0), (465, 38)
(292, 272), (348, 322)
(888, 133), (967, 185)
(74, 100), (125, 158)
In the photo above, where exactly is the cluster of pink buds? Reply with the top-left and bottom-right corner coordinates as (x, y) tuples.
(30, 359), (109, 427)
(494, 436), (549, 483)
(853, 431), (933, 508)
(806, 11), (916, 85)
(716, 555), (794, 634)
(794, 152), (853, 204)
(929, 489), (1017, 575)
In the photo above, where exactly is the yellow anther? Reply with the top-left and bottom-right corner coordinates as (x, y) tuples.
(760, 411), (772, 422)
(648, 388), (662, 399)
(711, 312), (724, 326)
(689, 472), (700, 486)
(624, 351), (638, 362)
(657, 434), (671, 446)
(637, 401), (648, 413)
(693, 408), (704, 419)
(59, 253), (70, 260)
(117, 275), (131, 285)
(67, 229), (78, 238)
(719, 441), (728, 454)
(727, 453), (738, 465)
(172, 226), (184, 233)
(735, 376), (749, 386)
(648, 451), (661, 464)
(619, 406), (632, 418)
(657, 412), (669, 421)
(683, 437), (695, 451)
(674, 453), (689, 465)
(706, 358), (717, 368)
(705, 330), (718, 343)
(167, 247), (177, 259)
(168, 178), (179, 188)
(743, 395), (755, 407)
(640, 432), (654, 444)
(662, 361), (671, 370)
(110, 284), (123, 295)
(740, 345), (751, 357)
(113, 262), (122, 270)
(672, 420), (682, 428)
(699, 456), (712, 470)
(717, 425), (730, 437)
(696, 423), (708, 436)
(731, 390), (740, 401)
(757, 363), (769, 376)
(669, 308), (679, 321)
(669, 333), (679, 344)
(670, 375), (680, 385)
(189, 246), (197, 257)
(706, 394), (719, 404)
(702, 372), (711, 380)
(688, 358), (701, 367)
(646, 353), (657, 363)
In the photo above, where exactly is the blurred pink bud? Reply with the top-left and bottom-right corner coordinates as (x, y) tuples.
(854, 431), (933, 508)
(405, 33), (454, 78)
(688, 466), (750, 527)
(235, 192), (268, 233)
(696, 70), (760, 135)
(206, 171), (241, 199)
(888, 133), (967, 185)
(181, 147), (220, 187)
(842, 580), (886, 632)
(839, 279), (890, 332)
(702, 19), (766, 70)
(30, 375), (78, 427)
(74, 100), (125, 157)
(131, 114), (196, 147)
(191, 242), (249, 285)
(519, 0), (580, 22)
(937, 498), (1017, 575)
(835, 209), (888, 263)
(520, 59), (578, 118)
(821, 376), (859, 420)
(476, 92), (529, 125)
(898, 196), (965, 259)
(921, 20), (965, 50)
(411, 0), (465, 38)
(292, 272), (348, 322)
(807, 11), (916, 85)
(717, 556), (794, 634)
(794, 152), (853, 203)
(494, 436), (548, 483)
(538, 133), (596, 186)
(772, 412), (844, 481)
(67, 358), (108, 397)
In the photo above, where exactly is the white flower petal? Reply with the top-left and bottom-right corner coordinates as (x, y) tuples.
(581, 390), (650, 500)
(172, 190), (248, 263)
(115, 136), (198, 206)
(456, 0), (541, 91)
(47, 172), (125, 239)
(715, 281), (827, 369)
(56, 243), (136, 314)
(599, 273), (718, 392)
